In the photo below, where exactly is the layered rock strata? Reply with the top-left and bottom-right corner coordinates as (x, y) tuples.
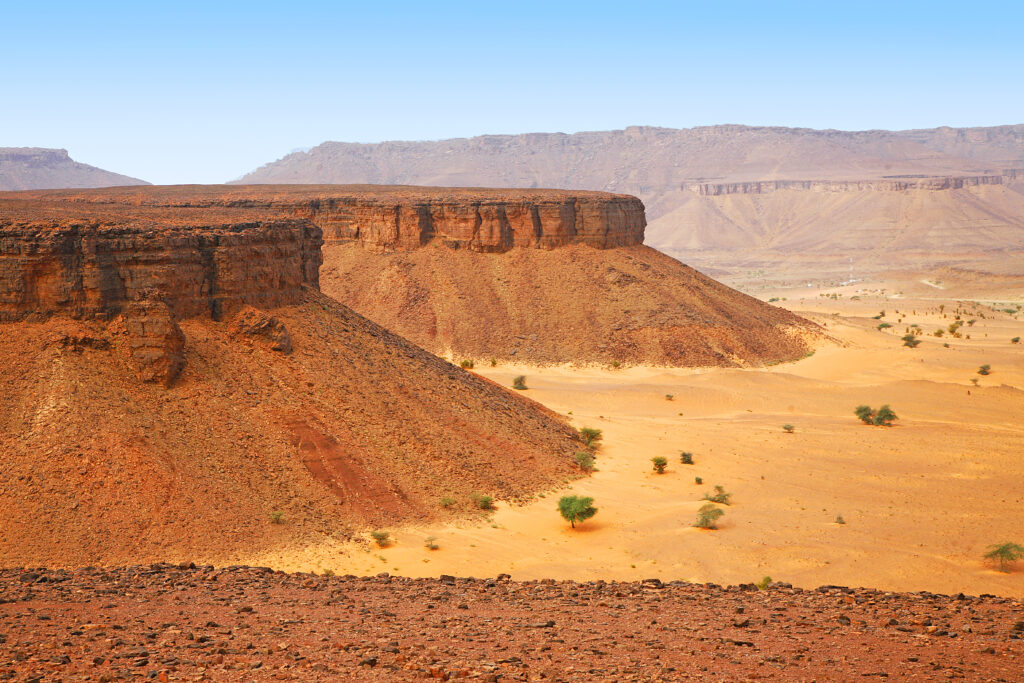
(6, 185), (646, 253)
(0, 200), (322, 322)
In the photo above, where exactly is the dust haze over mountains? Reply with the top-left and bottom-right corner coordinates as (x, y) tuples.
(0, 148), (148, 191)
(238, 124), (1024, 284)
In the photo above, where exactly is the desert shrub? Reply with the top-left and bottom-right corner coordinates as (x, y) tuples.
(460, 359), (475, 369)
(835, 514), (846, 525)
(872, 405), (898, 426)
(574, 450), (596, 472)
(425, 536), (440, 550)
(782, 424), (795, 433)
(877, 322), (892, 330)
(579, 427), (603, 448)
(902, 335), (920, 348)
(756, 576), (772, 590)
(651, 456), (668, 474)
(970, 378), (979, 386)
(934, 329), (944, 337)
(370, 530), (391, 547)
(440, 496), (456, 509)
(665, 393), (674, 401)
(512, 375), (528, 390)
(471, 493), (495, 510)
(695, 476), (703, 485)
(269, 511), (284, 524)
(983, 542), (1024, 572)
(680, 451), (694, 465)
(855, 405), (898, 426)
(611, 360), (621, 368)
(854, 405), (875, 424)
(978, 364), (991, 376)
(557, 495), (598, 528)
(694, 503), (724, 529)
(490, 357), (498, 366)
(871, 311), (885, 320)
(704, 485), (732, 505)
(1012, 337), (1021, 344)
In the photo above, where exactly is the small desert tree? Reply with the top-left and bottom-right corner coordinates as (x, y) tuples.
(704, 485), (732, 505)
(558, 495), (597, 528)
(370, 530), (391, 547)
(651, 456), (668, 474)
(782, 424), (795, 433)
(512, 375), (528, 390)
(984, 542), (1024, 572)
(694, 503), (724, 529)
(978, 364), (991, 376)
(680, 451), (694, 464)
(902, 334), (921, 348)
(579, 427), (603, 448)
(574, 450), (596, 472)
(854, 405), (875, 424)
(872, 404), (898, 426)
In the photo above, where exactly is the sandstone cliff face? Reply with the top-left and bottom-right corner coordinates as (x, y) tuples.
(0, 203), (322, 322)
(10, 185), (646, 254)
(288, 194), (645, 252)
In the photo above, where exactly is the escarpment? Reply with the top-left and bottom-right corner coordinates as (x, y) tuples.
(0, 201), (322, 322)
(12, 184), (646, 253)
(0, 186), (590, 566)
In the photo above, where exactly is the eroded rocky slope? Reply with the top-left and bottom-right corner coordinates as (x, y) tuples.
(0, 187), (584, 566)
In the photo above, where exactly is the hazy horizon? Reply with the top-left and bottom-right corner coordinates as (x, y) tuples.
(4, 0), (1023, 184)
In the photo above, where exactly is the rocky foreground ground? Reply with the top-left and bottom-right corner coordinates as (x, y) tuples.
(0, 566), (1020, 681)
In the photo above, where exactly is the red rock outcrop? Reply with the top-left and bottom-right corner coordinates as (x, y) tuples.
(6, 185), (646, 253)
(113, 292), (186, 387)
(230, 305), (292, 353)
(0, 198), (322, 322)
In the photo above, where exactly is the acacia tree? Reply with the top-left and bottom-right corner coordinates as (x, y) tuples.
(984, 542), (1024, 572)
(558, 495), (597, 529)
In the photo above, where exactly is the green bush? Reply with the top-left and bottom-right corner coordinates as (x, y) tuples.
(490, 357), (498, 366)
(269, 511), (284, 524)
(694, 503), (724, 529)
(460, 359), (475, 369)
(370, 530), (391, 547)
(756, 576), (772, 590)
(472, 493), (495, 510)
(557, 495), (598, 528)
(440, 496), (456, 509)
(695, 476), (703, 485)
(425, 536), (440, 550)
(902, 334), (921, 348)
(983, 542), (1024, 572)
(855, 404), (898, 426)
(579, 427), (603, 448)
(512, 375), (528, 390)
(651, 456), (668, 474)
(665, 393), (675, 401)
(978, 364), (991, 376)
(835, 514), (846, 525)
(877, 322), (892, 330)
(1012, 337), (1020, 344)
(703, 485), (732, 505)
(782, 424), (795, 433)
(574, 450), (596, 472)
(680, 451), (694, 465)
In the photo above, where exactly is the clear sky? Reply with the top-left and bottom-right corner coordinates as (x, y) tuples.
(3, 1), (1022, 184)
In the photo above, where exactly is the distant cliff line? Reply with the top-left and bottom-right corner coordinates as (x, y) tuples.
(687, 170), (1023, 196)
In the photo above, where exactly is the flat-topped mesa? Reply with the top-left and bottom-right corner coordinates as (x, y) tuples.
(10, 185), (647, 253)
(0, 199), (322, 322)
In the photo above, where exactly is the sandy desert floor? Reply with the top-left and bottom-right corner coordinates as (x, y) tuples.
(243, 283), (1024, 597)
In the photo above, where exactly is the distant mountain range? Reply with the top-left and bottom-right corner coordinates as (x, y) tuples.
(236, 124), (1024, 283)
(0, 148), (148, 191)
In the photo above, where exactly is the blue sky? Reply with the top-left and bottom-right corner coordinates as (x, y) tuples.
(3, 1), (1022, 184)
